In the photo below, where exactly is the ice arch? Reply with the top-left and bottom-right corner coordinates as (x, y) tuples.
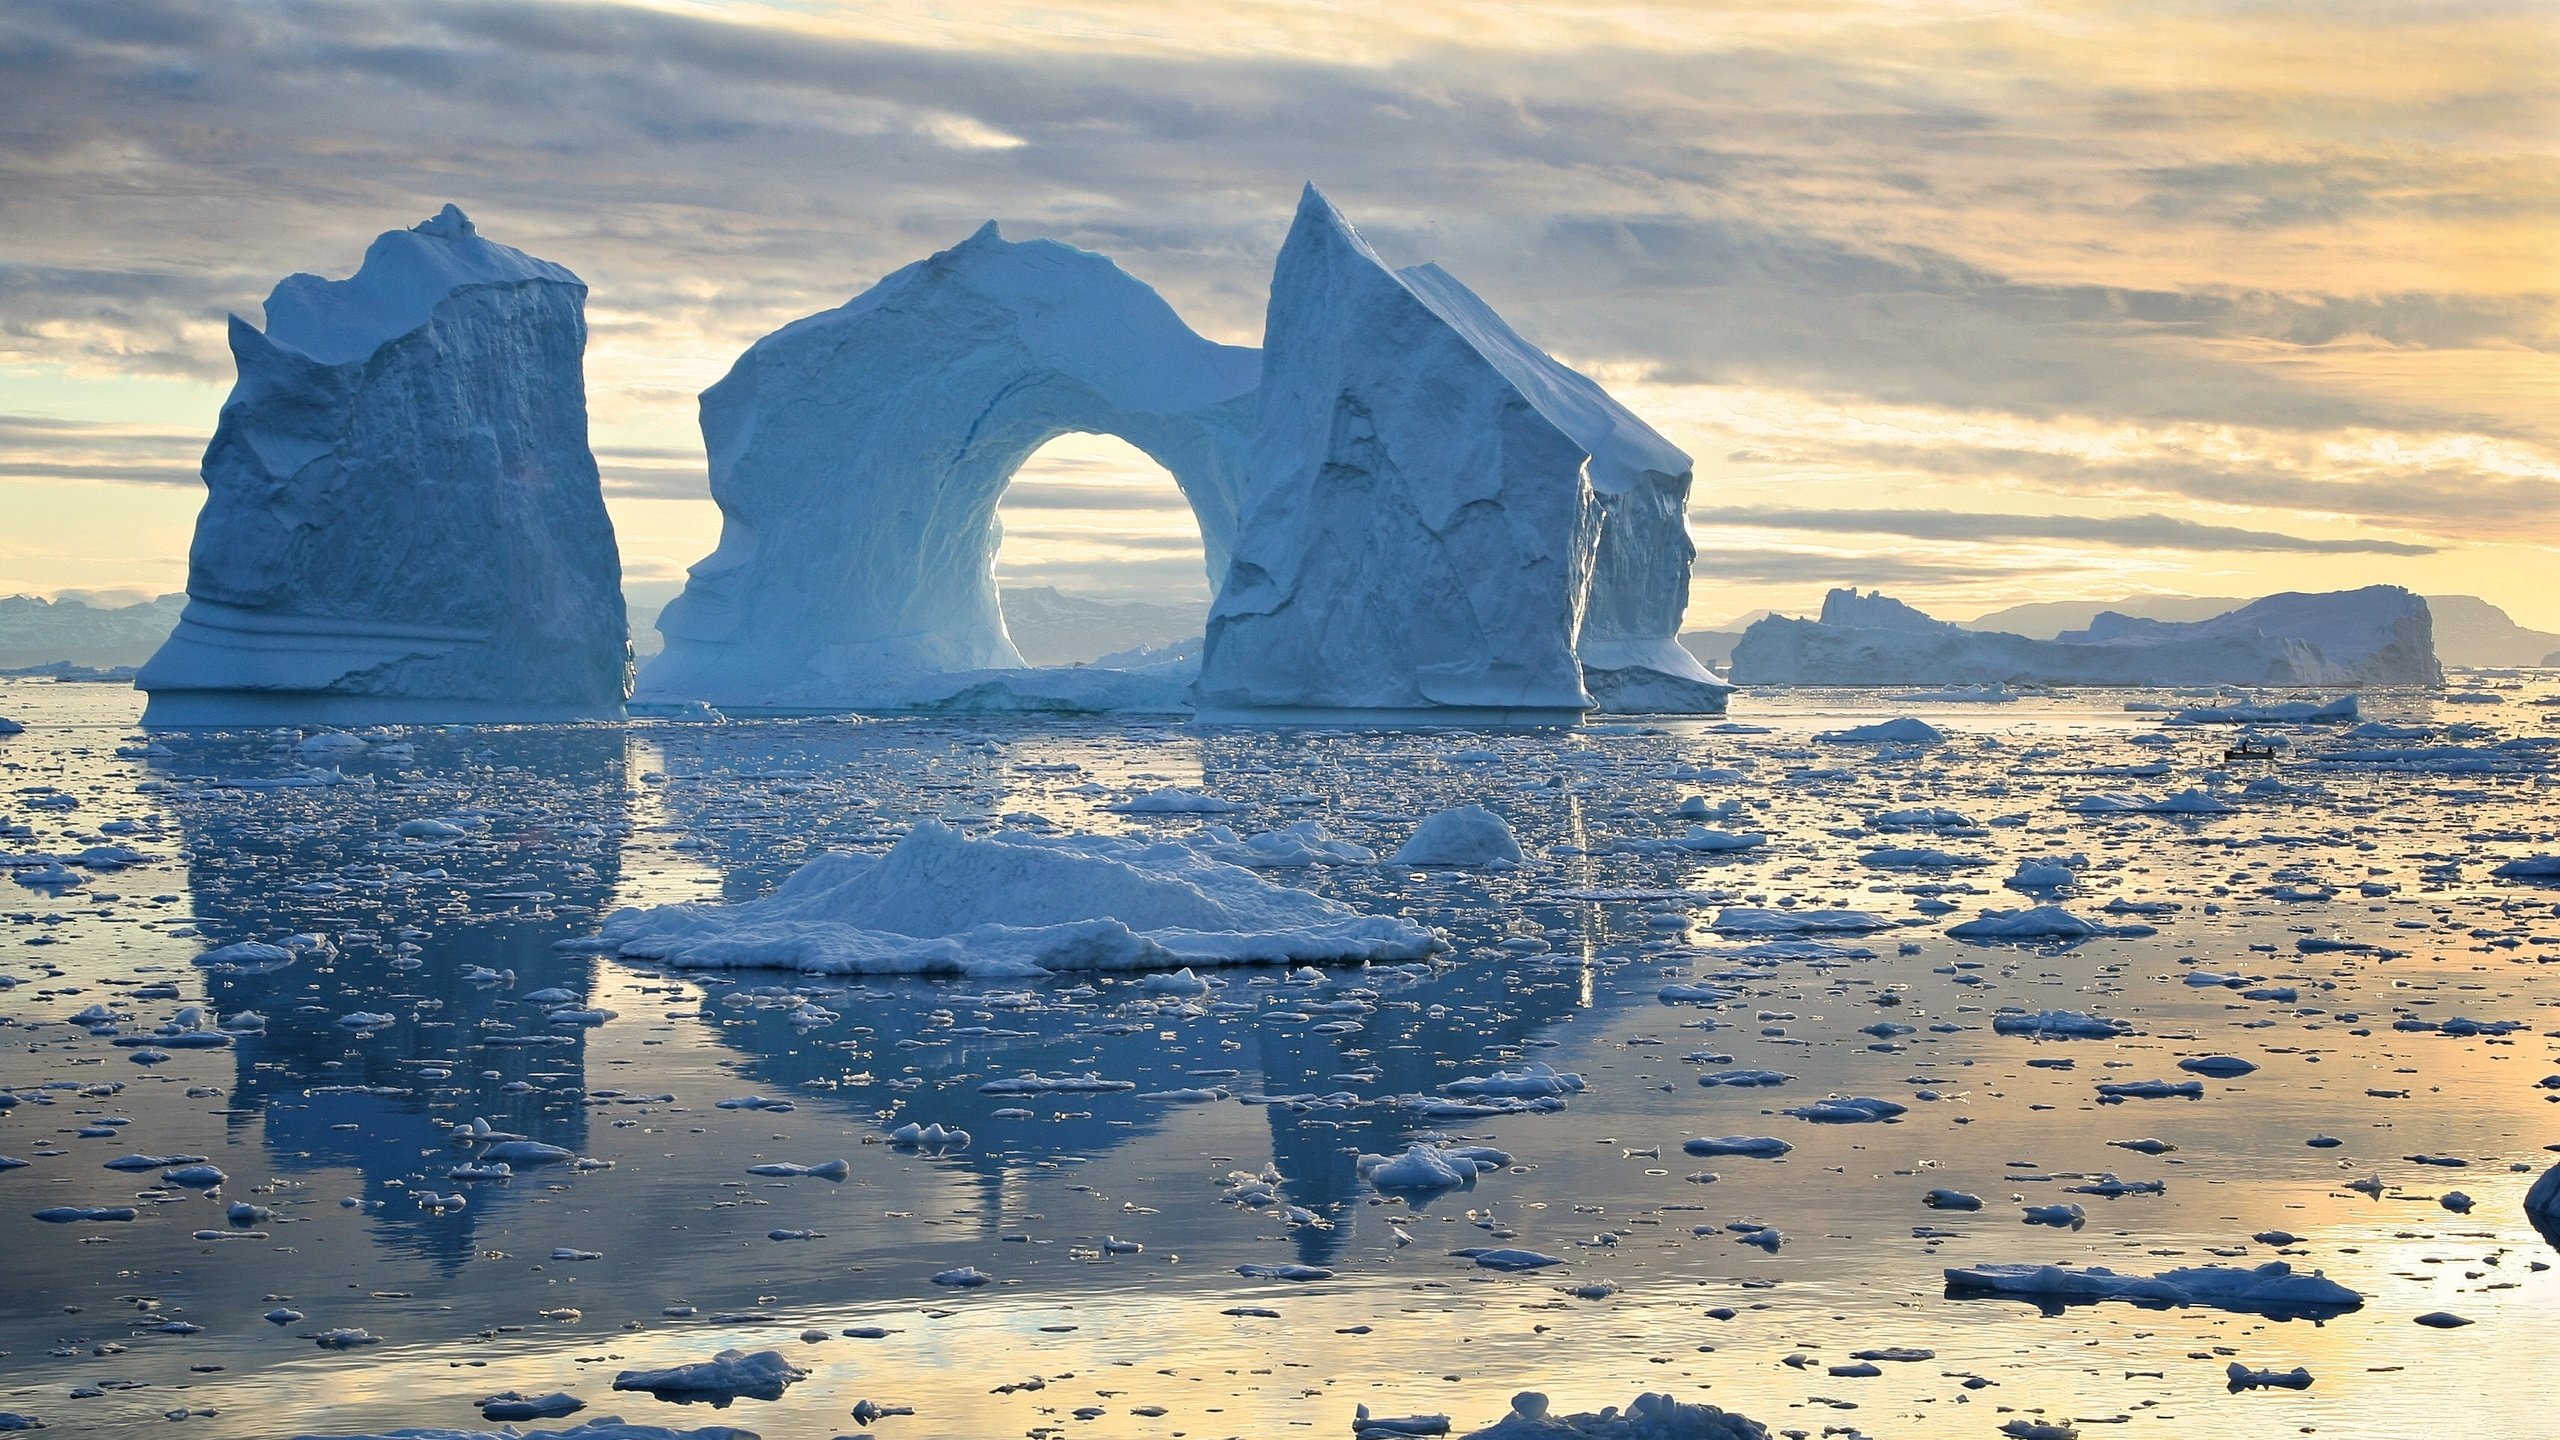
(636, 224), (1256, 711)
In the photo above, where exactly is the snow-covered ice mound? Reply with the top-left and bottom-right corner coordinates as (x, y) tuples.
(1393, 805), (1525, 868)
(1732, 586), (2438, 687)
(636, 222), (1255, 712)
(1197, 186), (1722, 721)
(140, 206), (628, 725)
(601, 820), (1442, 978)
(1458, 1390), (1772, 1438)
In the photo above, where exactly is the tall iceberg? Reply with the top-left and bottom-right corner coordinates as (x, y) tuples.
(635, 224), (1258, 712)
(1195, 187), (1724, 721)
(139, 205), (627, 725)
(1730, 585), (2440, 686)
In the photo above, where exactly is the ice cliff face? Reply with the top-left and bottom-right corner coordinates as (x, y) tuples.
(138, 206), (627, 724)
(635, 224), (1257, 712)
(1196, 187), (1724, 720)
(1731, 585), (2440, 686)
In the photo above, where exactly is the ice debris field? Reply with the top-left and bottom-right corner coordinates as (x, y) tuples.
(3, 676), (2560, 1439)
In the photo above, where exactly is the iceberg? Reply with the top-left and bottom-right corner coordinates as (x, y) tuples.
(139, 206), (628, 724)
(1196, 187), (1724, 721)
(599, 820), (1443, 978)
(635, 224), (1257, 712)
(1731, 586), (2439, 687)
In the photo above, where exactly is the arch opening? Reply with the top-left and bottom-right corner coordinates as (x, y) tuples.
(992, 431), (1212, 668)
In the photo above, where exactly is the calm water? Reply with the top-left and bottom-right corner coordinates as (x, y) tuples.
(2, 677), (2555, 1439)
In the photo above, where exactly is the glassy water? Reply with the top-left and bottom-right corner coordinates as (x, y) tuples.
(2, 677), (2555, 1439)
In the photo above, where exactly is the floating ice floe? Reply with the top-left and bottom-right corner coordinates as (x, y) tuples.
(1992, 1009), (2133, 1039)
(1455, 1389), (1773, 1439)
(2063, 788), (2232, 815)
(1947, 907), (2156, 942)
(1814, 717), (1945, 745)
(2165, 696), (2359, 725)
(1859, 847), (1983, 870)
(2226, 1363), (2314, 1391)
(601, 820), (1441, 978)
(1357, 1144), (1506, 1192)
(1783, 1095), (1906, 1123)
(1710, 907), (1891, 935)
(1943, 1260), (2361, 1313)
(1107, 787), (1245, 814)
(609, 1348), (808, 1404)
(1681, 1136), (1792, 1158)
(1202, 821), (1374, 867)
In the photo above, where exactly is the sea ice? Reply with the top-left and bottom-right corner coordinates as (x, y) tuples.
(1457, 1390), (1772, 1439)
(1945, 1260), (2361, 1313)
(609, 1348), (808, 1404)
(291, 1423), (749, 1440)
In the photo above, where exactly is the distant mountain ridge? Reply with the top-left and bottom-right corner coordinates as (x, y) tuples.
(1, 587), (1211, 675)
(1729, 584), (2442, 686)
(0, 593), (186, 670)
(1969, 593), (2559, 668)
(998, 586), (1206, 668)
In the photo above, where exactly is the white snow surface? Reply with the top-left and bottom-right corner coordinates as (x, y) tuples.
(139, 206), (626, 725)
(601, 819), (1442, 977)
(1733, 586), (2440, 687)
(261, 205), (581, 366)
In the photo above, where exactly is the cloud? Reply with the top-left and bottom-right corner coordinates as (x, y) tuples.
(0, 413), (202, 486)
(0, 0), (2547, 434)
(4, 0), (2552, 618)
(1687, 506), (2437, 556)
(1687, 547), (2084, 590)
(1786, 438), (2560, 544)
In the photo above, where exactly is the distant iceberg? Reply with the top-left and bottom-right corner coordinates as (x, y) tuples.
(139, 206), (628, 725)
(1729, 585), (2439, 687)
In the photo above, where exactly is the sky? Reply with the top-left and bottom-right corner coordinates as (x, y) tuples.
(2, 0), (2555, 628)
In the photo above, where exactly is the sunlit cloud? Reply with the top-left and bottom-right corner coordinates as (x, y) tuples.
(0, 0), (2550, 621)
